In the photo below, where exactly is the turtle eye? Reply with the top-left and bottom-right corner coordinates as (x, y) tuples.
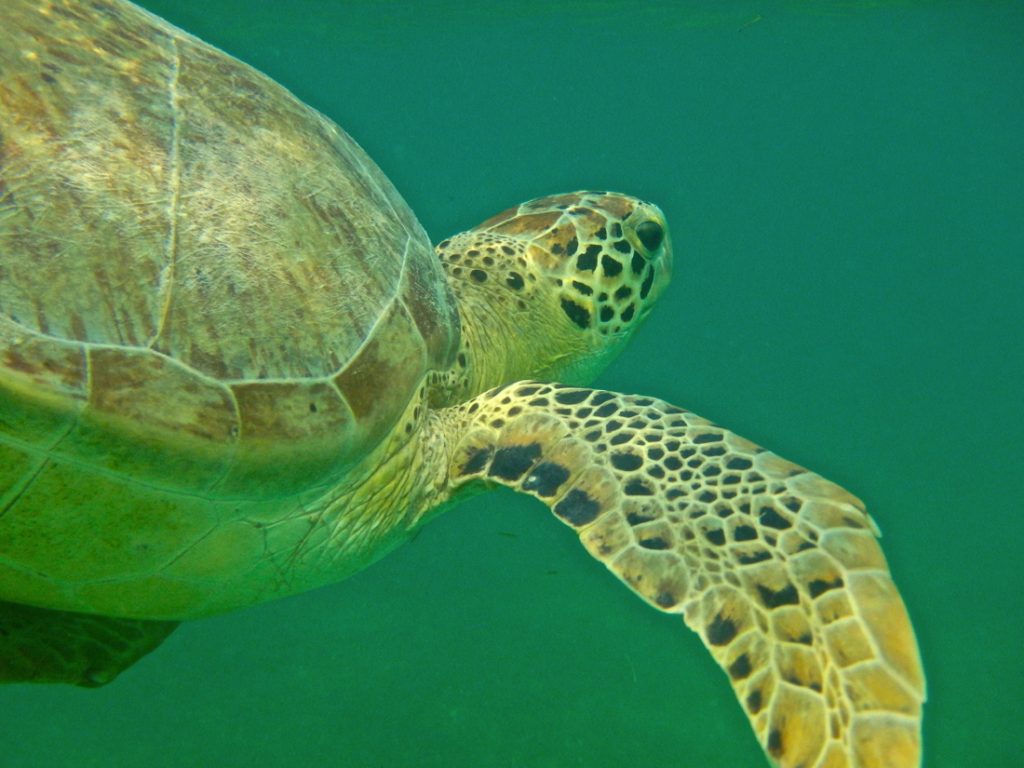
(635, 220), (664, 253)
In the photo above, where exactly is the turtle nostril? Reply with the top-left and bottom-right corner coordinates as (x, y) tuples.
(635, 220), (664, 253)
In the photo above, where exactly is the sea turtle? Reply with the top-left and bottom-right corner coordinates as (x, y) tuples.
(0, 1), (924, 766)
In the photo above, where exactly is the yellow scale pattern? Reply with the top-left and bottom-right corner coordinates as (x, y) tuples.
(444, 381), (925, 768)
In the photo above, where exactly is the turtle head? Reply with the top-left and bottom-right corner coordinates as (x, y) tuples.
(437, 191), (672, 395)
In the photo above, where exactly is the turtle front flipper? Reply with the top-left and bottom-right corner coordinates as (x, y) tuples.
(437, 381), (925, 768)
(0, 600), (177, 687)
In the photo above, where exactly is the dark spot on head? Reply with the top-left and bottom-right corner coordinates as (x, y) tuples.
(639, 267), (655, 299)
(489, 443), (542, 481)
(726, 456), (753, 470)
(470, 269), (487, 283)
(572, 280), (593, 296)
(601, 254), (623, 277)
(576, 246), (600, 271)
(613, 239), (632, 254)
(560, 298), (591, 329)
(614, 285), (632, 301)
(506, 272), (525, 290)
(566, 236), (578, 256)
(600, 306), (614, 322)
(631, 251), (646, 275)
(620, 304), (635, 322)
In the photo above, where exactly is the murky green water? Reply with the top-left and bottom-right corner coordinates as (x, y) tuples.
(3, 1), (1022, 766)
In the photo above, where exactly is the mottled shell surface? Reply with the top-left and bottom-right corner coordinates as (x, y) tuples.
(0, 0), (457, 482)
(0, 0), (457, 614)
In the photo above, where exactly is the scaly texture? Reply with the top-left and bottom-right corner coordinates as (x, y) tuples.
(440, 381), (925, 768)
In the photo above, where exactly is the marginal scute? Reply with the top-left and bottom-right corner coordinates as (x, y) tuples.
(767, 685), (828, 767)
(578, 508), (634, 559)
(0, 327), (87, 446)
(521, 461), (571, 496)
(553, 488), (601, 527)
(0, 325), (88, 404)
(846, 572), (925, 695)
(47, 347), (237, 491)
(0, 458), (218, 588)
(851, 714), (921, 768)
(612, 547), (689, 611)
(489, 443), (542, 481)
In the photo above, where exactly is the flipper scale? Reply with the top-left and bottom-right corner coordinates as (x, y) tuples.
(442, 381), (924, 768)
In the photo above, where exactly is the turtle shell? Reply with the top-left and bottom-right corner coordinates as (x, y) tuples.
(0, 0), (458, 614)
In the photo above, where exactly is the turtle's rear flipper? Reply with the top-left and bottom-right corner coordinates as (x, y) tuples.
(0, 600), (177, 687)
(441, 382), (925, 768)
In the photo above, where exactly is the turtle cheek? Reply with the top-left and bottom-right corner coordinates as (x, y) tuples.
(559, 295), (594, 332)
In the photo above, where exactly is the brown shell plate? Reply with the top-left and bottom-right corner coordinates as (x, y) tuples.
(0, 0), (459, 500)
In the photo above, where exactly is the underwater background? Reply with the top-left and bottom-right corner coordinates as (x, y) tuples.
(3, 1), (1022, 766)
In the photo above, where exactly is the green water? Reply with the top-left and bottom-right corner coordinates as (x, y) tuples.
(4, 1), (1022, 766)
